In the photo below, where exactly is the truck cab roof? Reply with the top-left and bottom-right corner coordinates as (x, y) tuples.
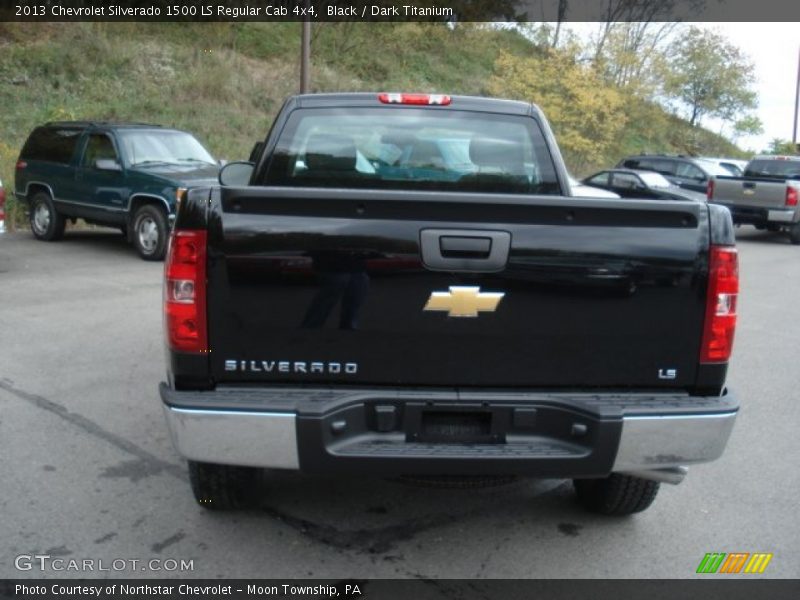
(292, 92), (536, 116)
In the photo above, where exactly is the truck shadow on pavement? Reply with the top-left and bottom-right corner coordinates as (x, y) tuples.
(238, 471), (585, 556)
(734, 228), (797, 245)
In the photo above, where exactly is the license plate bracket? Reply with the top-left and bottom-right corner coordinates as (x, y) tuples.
(417, 410), (494, 443)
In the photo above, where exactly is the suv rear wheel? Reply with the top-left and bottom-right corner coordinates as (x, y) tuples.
(573, 473), (660, 515)
(131, 204), (168, 260)
(29, 191), (66, 241)
(188, 461), (258, 510)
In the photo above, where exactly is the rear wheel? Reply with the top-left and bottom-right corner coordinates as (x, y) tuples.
(573, 473), (659, 515)
(29, 191), (66, 241)
(789, 223), (800, 245)
(188, 461), (258, 510)
(131, 204), (168, 260)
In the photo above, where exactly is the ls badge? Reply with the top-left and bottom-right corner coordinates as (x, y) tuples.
(423, 286), (505, 318)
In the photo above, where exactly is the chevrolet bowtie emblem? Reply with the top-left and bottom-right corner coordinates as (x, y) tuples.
(423, 286), (505, 318)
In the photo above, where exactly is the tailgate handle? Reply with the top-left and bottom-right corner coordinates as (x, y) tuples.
(440, 236), (492, 258)
(743, 182), (756, 189)
(420, 229), (511, 272)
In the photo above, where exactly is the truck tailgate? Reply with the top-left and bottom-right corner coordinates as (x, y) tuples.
(713, 177), (791, 209)
(207, 187), (709, 389)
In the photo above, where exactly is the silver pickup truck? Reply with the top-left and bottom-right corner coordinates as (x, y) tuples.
(708, 155), (800, 244)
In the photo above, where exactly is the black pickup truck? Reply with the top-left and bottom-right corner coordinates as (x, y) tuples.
(159, 93), (739, 516)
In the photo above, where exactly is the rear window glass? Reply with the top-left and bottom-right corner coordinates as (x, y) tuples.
(20, 127), (82, 164)
(745, 159), (800, 179)
(261, 108), (560, 195)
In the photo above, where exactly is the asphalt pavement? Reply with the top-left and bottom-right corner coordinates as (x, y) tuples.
(0, 226), (798, 579)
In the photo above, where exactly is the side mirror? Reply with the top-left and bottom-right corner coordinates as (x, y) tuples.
(219, 161), (254, 186)
(95, 159), (121, 171)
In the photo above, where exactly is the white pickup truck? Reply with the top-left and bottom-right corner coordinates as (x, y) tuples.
(708, 155), (800, 244)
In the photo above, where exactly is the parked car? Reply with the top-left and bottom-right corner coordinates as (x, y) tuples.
(0, 176), (5, 233)
(14, 121), (219, 260)
(616, 155), (733, 193)
(581, 169), (707, 202)
(700, 157), (749, 177)
(567, 175), (620, 198)
(708, 154), (800, 244)
(159, 92), (739, 516)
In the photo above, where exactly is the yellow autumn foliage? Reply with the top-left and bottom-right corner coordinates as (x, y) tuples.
(488, 50), (627, 172)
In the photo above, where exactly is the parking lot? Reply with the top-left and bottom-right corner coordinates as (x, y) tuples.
(0, 227), (798, 579)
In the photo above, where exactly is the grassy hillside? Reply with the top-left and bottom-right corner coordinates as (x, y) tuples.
(0, 22), (745, 228)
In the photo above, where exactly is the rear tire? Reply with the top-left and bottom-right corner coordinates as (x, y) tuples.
(188, 461), (258, 510)
(789, 223), (800, 245)
(573, 473), (660, 515)
(131, 204), (168, 260)
(29, 191), (66, 241)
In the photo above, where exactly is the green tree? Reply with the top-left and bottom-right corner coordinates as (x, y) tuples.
(766, 138), (799, 155)
(663, 26), (757, 128)
(731, 114), (763, 142)
(487, 49), (627, 171)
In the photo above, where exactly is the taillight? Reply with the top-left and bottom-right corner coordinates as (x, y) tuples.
(706, 179), (714, 200)
(378, 93), (451, 106)
(16, 160), (27, 170)
(700, 246), (738, 363)
(786, 186), (798, 207)
(164, 230), (207, 354)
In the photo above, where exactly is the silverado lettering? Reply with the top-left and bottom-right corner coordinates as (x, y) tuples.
(224, 360), (358, 374)
(159, 93), (740, 516)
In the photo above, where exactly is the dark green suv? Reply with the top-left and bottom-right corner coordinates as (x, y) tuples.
(14, 121), (219, 260)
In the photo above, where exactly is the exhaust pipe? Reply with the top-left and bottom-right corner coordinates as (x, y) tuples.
(622, 466), (688, 485)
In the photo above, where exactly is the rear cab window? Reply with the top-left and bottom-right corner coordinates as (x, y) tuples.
(260, 107), (561, 195)
(20, 127), (83, 164)
(745, 159), (800, 179)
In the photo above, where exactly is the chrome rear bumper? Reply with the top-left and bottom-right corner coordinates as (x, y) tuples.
(614, 411), (738, 471)
(163, 406), (300, 469)
(160, 384), (737, 483)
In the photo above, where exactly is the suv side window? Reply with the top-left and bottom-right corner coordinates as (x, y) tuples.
(81, 133), (119, 167)
(632, 158), (675, 176)
(675, 162), (705, 181)
(20, 127), (82, 164)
